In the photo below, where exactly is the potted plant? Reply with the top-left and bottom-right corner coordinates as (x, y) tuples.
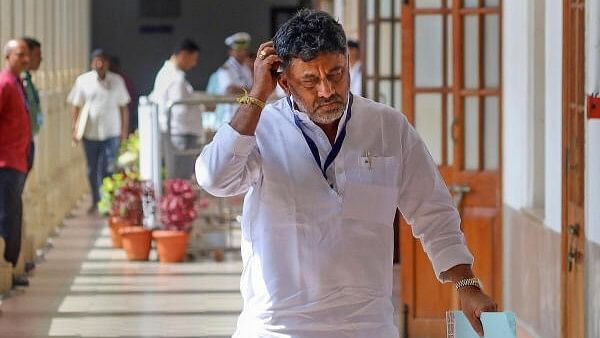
(107, 176), (143, 248)
(112, 178), (152, 261)
(119, 226), (152, 261)
(154, 179), (198, 263)
(99, 172), (127, 247)
(111, 178), (143, 225)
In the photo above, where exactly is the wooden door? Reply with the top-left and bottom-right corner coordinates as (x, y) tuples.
(561, 0), (585, 337)
(400, 1), (502, 336)
(360, 0), (402, 109)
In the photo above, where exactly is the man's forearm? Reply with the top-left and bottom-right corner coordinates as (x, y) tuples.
(439, 264), (475, 283)
(71, 106), (80, 129)
(120, 106), (129, 137)
(229, 90), (265, 136)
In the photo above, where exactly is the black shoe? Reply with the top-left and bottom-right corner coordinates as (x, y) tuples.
(25, 262), (36, 273)
(12, 276), (29, 288)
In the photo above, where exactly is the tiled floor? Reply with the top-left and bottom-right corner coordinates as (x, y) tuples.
(0, 198), (243, 338)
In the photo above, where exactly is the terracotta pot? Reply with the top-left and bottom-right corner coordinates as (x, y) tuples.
(212, 249), (225, 262)
(152, 230), (189, 263)
(119, 226), (152, 261)
(108, 216), (131, 248)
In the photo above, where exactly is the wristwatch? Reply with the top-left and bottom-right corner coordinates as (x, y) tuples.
(455, 277), (482, 291)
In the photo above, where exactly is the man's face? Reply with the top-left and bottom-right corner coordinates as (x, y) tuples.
(229, 48), (249, 64)
(91, 56), (109, 75)
(28, 46), (42, 71)
(279, 52), (350, 125)
(177, 50), (199, 71)
(6, 41), (30, 75)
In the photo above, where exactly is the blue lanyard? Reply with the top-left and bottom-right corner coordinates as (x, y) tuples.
(288, 94), (353, 181)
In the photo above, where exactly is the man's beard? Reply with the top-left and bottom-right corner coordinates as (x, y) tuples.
(291, 91), (347, 125)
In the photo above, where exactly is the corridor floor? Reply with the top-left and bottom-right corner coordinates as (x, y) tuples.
(0, 198), (243, 338)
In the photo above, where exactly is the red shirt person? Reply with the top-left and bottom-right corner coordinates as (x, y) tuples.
(0, 39), (31, 287)
(0, 41), (31, 173)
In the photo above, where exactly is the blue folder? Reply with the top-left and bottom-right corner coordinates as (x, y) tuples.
(446, 311), (516, 338)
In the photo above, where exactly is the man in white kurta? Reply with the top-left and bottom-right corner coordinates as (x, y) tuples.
(149, 39), (202, 178)
(68, 49), (130, 212)
(196, 10), (496, 338)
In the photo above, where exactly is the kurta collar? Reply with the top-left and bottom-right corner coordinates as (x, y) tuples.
(287, 92), (352, 141)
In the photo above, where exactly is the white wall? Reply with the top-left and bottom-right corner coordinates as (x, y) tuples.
(586, 0), (600, 246)
(503, 0), (562, 233)
(544, 0), (563, 232)
(503, 0), (532, 210)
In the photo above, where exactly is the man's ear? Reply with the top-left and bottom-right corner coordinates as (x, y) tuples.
(277, 72), (291, 96)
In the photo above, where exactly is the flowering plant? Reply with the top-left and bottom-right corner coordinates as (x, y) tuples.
(110, 177), (143, 225)
(158, 179), (198, 231)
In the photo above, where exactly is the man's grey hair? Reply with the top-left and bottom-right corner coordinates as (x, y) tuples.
(3, 39), (27, 58)
(273, 9), (347, 70)
(3, 39), (18, 58)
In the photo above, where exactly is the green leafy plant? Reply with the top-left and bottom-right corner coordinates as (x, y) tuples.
(117, 131), (140, 170)
(98, 171), (139, 215)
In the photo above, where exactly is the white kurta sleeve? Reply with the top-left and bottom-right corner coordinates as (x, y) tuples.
(397, 122), (474, 281)
(167, 79), (189, 115)
(115, 76), (131, 107)
(195, 123), (261, 197)
(67, 78), (86, 108)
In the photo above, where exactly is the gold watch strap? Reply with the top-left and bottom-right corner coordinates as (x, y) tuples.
(455, 277), (482, 290)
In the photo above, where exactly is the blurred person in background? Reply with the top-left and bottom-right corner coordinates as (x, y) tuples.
(149, 38), (202, 179)
(348, 39), (362, 95)
(20, 36), (43, 273)
(109, 55), (137, 133)
(0, 39), (32, 287)
(209, 32), (253, 126)
(68, 49), (130, 214)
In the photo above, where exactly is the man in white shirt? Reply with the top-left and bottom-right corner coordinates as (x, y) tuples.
(68, 49), (130, 213)
(210, 32), (253, 127)
(348, 39), (362, 95)
(149, 39), (202, 179)
(196, 10), (496, 338)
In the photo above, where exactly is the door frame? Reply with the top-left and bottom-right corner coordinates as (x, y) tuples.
(561, 0), (586, 337)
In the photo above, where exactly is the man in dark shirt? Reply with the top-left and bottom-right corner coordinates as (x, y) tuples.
(21, 37), (43, 273)
(22, 37), (43, 168)
(0, 39), (32, 287)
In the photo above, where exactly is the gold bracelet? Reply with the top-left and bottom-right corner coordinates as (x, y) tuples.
(237, 89), (266, 109)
